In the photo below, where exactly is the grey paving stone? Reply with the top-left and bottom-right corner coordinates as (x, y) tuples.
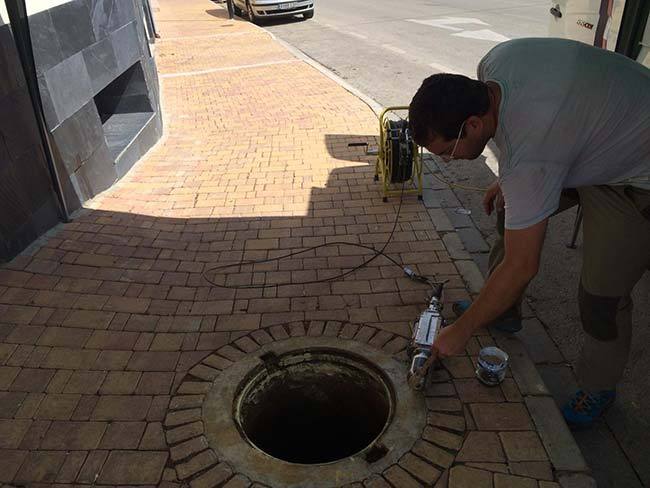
(442, 233), (470, 260)
(427, 208), (455, 232)
(525, 396), (588, 472)
(497, 336), (548, 396)
(455, 260), (484, 294)
(514, 318), (564, 364)
(457, 226), (489, 253)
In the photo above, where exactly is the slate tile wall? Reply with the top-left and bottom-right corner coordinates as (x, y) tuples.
(0, 22), (62, 261)
(28, 0), (162, 207)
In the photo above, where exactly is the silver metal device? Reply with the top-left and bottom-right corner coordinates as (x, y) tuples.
(407, 284), (445, 390)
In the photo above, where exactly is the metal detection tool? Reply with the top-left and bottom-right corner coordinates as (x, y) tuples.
(350, 106), (423, 202)
(407, 282), (446, 390)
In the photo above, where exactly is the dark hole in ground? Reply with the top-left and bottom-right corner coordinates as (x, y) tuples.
(236, 351), (392, 464)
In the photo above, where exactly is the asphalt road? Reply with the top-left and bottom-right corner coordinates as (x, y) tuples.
(261, 2), (650, 487)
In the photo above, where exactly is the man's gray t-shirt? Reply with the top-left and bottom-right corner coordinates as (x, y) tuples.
(478, 38), (650, 229)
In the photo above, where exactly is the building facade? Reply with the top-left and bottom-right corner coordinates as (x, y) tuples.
(0, 0), (161, 260)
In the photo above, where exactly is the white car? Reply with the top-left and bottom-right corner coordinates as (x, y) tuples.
(232, 0), (314, 23)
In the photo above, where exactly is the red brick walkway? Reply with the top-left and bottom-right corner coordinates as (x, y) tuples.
(0, 1), (584, 486)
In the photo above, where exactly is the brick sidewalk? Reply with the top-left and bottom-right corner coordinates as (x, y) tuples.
(0, 0), (590, 486)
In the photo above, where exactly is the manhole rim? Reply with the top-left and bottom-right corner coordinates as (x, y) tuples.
(202, 336), (427, 487)
(232, 347), (397, 466)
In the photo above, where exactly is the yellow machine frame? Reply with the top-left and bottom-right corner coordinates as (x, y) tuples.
(374, 106), (423, 202)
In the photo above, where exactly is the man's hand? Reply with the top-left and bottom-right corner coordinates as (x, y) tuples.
(432, 322), (473, 359)
(483, 180), (504, 215)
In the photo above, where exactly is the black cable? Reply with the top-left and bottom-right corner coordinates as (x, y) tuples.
(202, 181), (442, 290)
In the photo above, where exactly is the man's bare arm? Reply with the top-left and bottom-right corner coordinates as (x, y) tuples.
(432, 218), (548, 357)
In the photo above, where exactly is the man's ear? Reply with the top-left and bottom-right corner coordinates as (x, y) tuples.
(464, 115), (483, 136)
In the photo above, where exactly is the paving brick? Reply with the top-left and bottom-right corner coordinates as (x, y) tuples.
(9, 367), (55, 392)
(176, 448), (219, 480)
(92, 395), (152, 420)
(190, 462), (233, 488)
(76, 448), (109, 483)
(0, 449), (27, 481)
(137, 372), (175, 395)
(422, 426), (463, 450)
(412, 440), (455, 469)
(165, 408), (201, 427)
(62, 310), (114, 329)
(41, 421), (106, 450)
(269, 324), (289, 341)
(399, 452), (441, 485)
(383, 465), (422, 488)
(37, 327), (92, 348)
(454, 379), (506, 403)
(55, 450), (88, 483)
(0, 366), (20, 389)
(0, 419), (32, 448)
(63, 371), (106, 394)
(93, 350), (133, 370)
(35, 394), (80, 419)
(166, 421), (204, 444)
(140, 421), (167, 450)
(99, 371), (141, 394)
(5, 325), (45, 344)
(470, 403), (534, 431)
(71, 394), (99, 420)
(457, 431), (505, 463)
(18, 418), (49, 448)
(98, 450), (168, 484)
(196, 331), (230, 350)
(0, 391), (28, 417)
(509, 461), (553, 481)
(170, 435), (209, 461)
(499, 431), (548, 462)
(448, 466), (493, 488)
(494, 473), (538, 488)
(99, 421), (147, 449)
(43, 348), (99, 369)
(85, 330), (140, 349)
(426, 397), (462, 412)
(15, 450), (67, 482)
(427, 411), (465, 432)
(14, 393), (45, 419)
(127, 351), (180, 371)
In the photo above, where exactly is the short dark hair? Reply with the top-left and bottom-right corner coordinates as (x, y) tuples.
(409, 74), (490, 146)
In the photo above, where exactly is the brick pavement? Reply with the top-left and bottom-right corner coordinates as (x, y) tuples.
(0, 0), (590, 486)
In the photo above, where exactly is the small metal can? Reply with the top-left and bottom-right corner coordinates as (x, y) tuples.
(475, 346), (509, 386)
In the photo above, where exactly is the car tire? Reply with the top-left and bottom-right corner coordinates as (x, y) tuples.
(246, 1), (260, 24)
(303, 9), (314, 19)
(234, 4), (243, 16)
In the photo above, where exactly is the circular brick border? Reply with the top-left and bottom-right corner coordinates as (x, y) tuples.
(163, 321), (467, 487)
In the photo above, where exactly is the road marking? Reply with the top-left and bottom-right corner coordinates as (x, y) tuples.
(407, 17), (489, 31)
(452, 29), (510, 42)
(382, 44), (406, 55)
(407, 17), (508, 43)
(161, 59), (300, 78)
(347, 32), (367, 40)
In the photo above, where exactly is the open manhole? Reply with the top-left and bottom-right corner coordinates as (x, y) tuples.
(233, 349), (394, 465)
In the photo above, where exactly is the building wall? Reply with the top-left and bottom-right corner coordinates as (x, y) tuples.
(0, 6), (62, 260)
(31, 0), (162, 208)
(0, 0), (161, 261)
